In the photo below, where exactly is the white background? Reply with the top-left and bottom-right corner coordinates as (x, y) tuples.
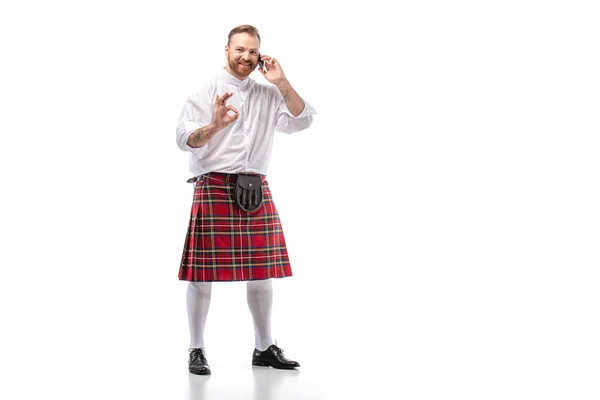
(1, 0), (599, 399)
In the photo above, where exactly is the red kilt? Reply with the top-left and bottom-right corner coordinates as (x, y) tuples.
(178, 172), (293, 282)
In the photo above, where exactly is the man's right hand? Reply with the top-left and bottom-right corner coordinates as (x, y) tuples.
(186, 92), (239, 148)
(211, 92), (239, 132)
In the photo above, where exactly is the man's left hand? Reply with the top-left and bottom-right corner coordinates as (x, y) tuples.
(258, 55), (287, 86)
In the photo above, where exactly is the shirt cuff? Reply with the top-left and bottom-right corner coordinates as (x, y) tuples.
(280, 100), (318, 119)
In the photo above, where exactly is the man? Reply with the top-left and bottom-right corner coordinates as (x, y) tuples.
(175, 25), (316, 375)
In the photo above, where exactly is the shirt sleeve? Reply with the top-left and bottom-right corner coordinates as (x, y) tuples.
(175, 87), (213, 158)
(274, 87), (317, 134)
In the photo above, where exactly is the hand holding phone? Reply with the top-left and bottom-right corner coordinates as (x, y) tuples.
(257, 54), (285, 84)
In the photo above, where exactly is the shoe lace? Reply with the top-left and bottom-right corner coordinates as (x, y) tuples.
(189, 348), (206, 362)
(272, 342), (285, 357)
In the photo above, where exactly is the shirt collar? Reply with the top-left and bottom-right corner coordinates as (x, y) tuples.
(220, 67), (252, 89)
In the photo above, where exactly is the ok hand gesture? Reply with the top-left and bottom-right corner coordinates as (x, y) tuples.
(211, 92), (239, 132)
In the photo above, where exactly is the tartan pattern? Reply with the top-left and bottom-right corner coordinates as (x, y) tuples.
(178, 172), (293, 282)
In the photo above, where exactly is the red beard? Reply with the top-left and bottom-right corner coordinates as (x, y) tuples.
(229, 58), (255, 77)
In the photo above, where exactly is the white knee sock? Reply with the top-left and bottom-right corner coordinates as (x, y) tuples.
(247, 279), (274, 351)
(187, 282), (212, 349)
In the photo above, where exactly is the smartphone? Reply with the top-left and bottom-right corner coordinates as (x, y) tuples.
(258, 54), (264, 70)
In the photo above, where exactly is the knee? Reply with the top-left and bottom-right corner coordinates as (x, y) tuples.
(247, 279), (272, 292)
(189, 281), (212, 294)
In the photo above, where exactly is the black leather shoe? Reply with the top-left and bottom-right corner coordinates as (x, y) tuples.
(189, 348), (211, 375)
(252, 344), (300, 369)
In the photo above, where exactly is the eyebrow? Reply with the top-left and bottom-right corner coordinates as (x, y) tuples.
(235, 46), (259, 51)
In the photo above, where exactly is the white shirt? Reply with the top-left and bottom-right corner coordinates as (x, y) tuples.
(176, 68), (317, 176)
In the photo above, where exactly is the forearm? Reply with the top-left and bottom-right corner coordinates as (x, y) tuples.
(186, 124), (219, 148)
(276, 80), (305, 117)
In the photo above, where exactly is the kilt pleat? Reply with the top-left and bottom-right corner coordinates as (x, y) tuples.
(178, 172), (293, 282)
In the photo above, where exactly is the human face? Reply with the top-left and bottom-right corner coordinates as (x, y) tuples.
(225, 32), (260, 80)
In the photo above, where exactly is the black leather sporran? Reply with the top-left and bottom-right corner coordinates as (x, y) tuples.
(234, 175), (263, 213)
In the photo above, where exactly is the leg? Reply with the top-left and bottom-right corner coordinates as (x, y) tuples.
(187, 282), (212, 374)
(246, 279), (274, 351)
(187, 281), (212, 349)
(247, 280), (300, 369)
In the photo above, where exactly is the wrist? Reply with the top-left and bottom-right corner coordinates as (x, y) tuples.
(201, 124), (219, 144)
(274, 78), (290, 89)
(206, 123), (218, 135)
